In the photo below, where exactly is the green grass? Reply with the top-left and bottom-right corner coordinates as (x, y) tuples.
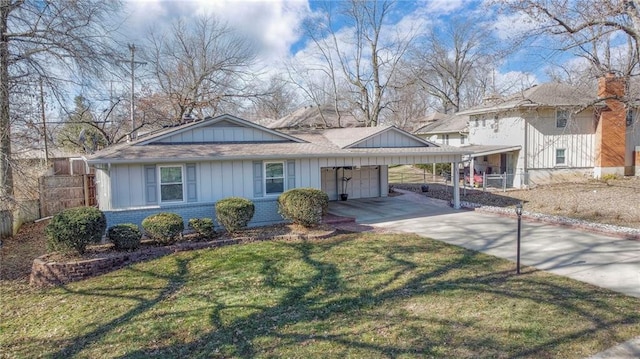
(388, 165), (433, 184)
(2, 233), (640, 358)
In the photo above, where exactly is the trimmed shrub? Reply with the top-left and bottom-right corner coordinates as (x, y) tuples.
(278, 188), (329, 227)
(107, 223), (142, 251)
(141, 212), (184, 244)
(215, 197), (255, 233)
(45, 206), (106, 254)
(188, 218), (215, 239)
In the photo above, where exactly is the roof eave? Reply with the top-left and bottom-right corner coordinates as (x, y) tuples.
(86, 150), (467, 166)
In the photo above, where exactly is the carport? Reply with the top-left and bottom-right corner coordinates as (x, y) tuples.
(328, 190), (458, 224)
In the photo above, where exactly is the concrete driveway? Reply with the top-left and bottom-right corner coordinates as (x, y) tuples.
(329, 192), (640, 358)
(328, 192), (640, 298)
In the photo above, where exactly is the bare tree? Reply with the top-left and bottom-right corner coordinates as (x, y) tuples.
(408, 19), (499, 114)
(0, 0), (121, 224)
(300, 0), (420, 127)
(493, 0), (640, 77)
(249, 75), (299, 121)
(142, 15), (258, 122)
(56, 95), (130, 154)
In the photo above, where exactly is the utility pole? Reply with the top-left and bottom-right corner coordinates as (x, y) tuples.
(127, 44), (146, 139)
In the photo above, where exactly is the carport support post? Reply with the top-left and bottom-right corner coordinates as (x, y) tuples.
(452, 161), (460, 209)
(469, 157), (475, 187)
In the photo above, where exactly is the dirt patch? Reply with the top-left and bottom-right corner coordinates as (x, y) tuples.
(1, 220), (49, 281)
(393, 177), (640, 229)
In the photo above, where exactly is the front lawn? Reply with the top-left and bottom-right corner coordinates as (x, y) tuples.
(2, 233), (639, 358)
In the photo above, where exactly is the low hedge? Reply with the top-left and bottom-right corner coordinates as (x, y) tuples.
(188, 218), (216, 239)
(45, 206), (106, 255)
(215, 197), (254, 233)
(141, 212), (184, 244)
(278, 188), (329, 227)
(107, 223), (142, 251)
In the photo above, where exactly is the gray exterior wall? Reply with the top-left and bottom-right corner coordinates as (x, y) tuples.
(155, 124), (286, 144)
(467, 108), (599, 187)
(525, 108), (595, 169)
(95, 153), (459, 229)
(353, 130), (426, 148)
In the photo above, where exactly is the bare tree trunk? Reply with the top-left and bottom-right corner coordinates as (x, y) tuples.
(0, 0), (12, 209)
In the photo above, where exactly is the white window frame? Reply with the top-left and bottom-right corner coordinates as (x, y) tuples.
(159, 165), (185, 203)
(555, 149), (566, 166)
(556, 110), (568, 128)
(460, 134), (466, 144)
(443, 134), (450, 145)
(264, 161), (285, 196)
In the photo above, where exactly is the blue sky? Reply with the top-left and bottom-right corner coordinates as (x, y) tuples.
(121, 0), (576, 87)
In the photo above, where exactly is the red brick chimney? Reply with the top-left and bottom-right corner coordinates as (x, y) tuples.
(594, 72), (626, 178)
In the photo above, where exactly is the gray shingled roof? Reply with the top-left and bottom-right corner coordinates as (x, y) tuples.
(458, 82), (595, 116)
(322, 126), (395, 148)
(87, 116), (459, 165)
(268, 105), (361, 129)
(414, 113), (469, 135)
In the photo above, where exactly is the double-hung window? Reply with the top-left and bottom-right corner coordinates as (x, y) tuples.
(159, 165), (184, 202)
(556, 110), (568, 128)
(555, 149), (566, 166)
(265, 162), (285, 195)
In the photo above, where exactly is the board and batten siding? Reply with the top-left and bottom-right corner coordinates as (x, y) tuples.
(626, 119), (640, 169)
(353, 130), (426, 148)
(94, 168), (112, 210)
(525, 109), (595, 169)
(103, 153), (460, 210)
(155, 126), (286, 144)
(469, 115), (525, 146)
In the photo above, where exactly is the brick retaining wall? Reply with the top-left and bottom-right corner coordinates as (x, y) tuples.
(30, 229), (337, 287)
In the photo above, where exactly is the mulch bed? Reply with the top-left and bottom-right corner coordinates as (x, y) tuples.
(1, 220), (355, 283)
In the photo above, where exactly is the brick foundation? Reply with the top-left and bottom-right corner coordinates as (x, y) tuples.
(29, 229), (337, 287)
(103, 198), (282, 229)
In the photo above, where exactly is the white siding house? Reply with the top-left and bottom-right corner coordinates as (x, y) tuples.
(457, 75), (640, 186)
(87, 114), (465, 228)
(414, 113), (469, 147)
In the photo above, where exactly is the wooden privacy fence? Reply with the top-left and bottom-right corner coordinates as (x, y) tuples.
(0, 210), (11, 238)
(39, 174), (96, 218)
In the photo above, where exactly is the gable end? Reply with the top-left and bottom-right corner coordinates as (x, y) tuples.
(349, 128), (435, 148)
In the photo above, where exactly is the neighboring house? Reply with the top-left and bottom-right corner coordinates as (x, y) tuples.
(267, 105), (361, 129)
(455, 73), (640, 187)
(414, 112), (470, 147)
(86, 114), (465, 228)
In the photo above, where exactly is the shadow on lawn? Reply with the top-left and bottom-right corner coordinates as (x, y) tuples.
(49, 254), (197, 358)
(50, 235), (638, 358)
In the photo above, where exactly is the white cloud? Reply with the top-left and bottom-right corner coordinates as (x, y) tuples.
(492, 12), (539, 40)
(122, 0), (310, 62)
(420, 0), (465, 14)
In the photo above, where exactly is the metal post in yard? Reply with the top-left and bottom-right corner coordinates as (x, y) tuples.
(515, 202), (523, 274)
(503, 172), (507, 192)
(483, 172), (487, 192)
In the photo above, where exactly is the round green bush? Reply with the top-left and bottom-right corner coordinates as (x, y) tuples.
(45, 206), (106, 254)
(141, 212), (184, 244)
(107, 223), (142, 251)
(215, 197), (255, 233)
(278, 188), (329, 227)
(188, 218), (215, 239)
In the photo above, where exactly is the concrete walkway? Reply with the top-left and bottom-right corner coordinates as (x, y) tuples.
(328, 191), (640, 358)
